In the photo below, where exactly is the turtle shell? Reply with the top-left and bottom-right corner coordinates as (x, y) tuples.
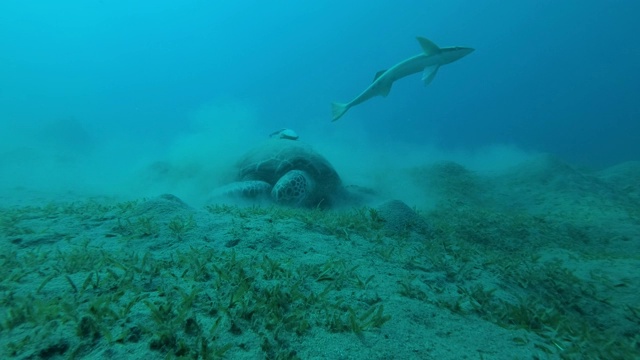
(236, 139), (342, 206)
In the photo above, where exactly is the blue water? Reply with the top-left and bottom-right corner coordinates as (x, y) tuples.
(1, 1), (639, 193)
(1, 4), (639, 358)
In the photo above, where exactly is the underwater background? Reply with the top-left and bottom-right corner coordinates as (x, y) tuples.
(1, 1), (640, 359)
(1, 0), (639, 198)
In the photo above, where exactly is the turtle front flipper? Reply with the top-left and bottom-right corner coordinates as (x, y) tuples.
(212, 180), (272, 199)
(272, 170), (315, 206)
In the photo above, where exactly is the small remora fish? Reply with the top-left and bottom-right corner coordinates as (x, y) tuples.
(331, 36), (474, 121)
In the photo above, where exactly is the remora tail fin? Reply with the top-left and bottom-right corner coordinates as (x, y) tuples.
(331, 102), (349, 122)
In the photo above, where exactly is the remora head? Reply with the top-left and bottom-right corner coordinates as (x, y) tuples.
(439, 46), (474, 65)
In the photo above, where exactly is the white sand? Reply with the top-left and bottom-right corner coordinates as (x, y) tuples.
(1, 155), (639, 359)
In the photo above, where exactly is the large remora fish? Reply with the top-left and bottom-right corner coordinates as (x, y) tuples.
(331, 36), (474, 121)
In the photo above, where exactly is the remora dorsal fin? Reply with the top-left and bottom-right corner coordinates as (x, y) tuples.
(373, 70), (387, 82)
(416, 37), (440, 55)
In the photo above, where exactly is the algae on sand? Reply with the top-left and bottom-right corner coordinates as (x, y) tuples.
(1, 157), (640, 359)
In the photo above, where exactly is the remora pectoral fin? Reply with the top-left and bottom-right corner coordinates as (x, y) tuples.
(374, 70), (392, 96)
(422, 65), (440, 86)
(378, 82), (392, 97)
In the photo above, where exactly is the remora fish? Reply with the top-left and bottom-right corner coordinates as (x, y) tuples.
(331, 36), (474, 121)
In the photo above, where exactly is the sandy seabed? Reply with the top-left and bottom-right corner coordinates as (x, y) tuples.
(1, 154), (639, 360)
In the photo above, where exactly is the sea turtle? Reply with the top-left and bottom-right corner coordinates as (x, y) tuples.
(213, 129), (344, 208)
